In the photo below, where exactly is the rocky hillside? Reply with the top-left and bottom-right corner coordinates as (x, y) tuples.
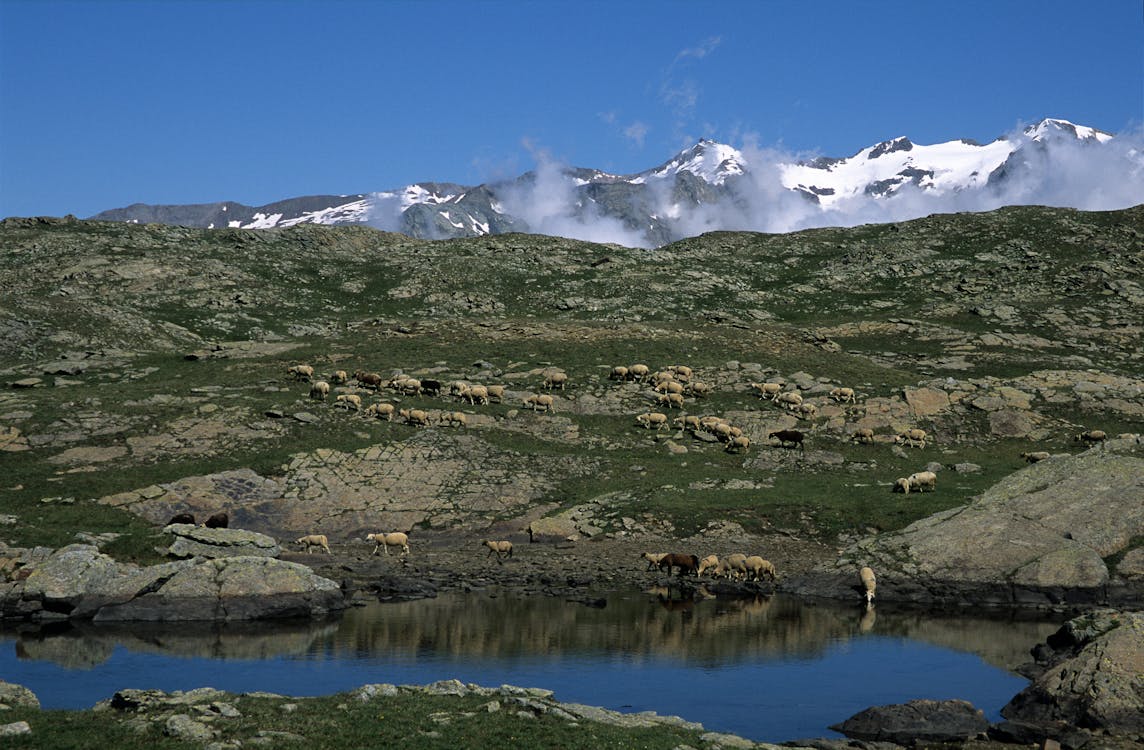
(0, 205), (1141, 601)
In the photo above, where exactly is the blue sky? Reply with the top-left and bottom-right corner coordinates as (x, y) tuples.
(1, 0), (1141, 220)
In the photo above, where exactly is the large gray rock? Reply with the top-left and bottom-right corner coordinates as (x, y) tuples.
(1001, 610), (1144, 737)
(3, 545), (345, 622)
(834, 446), (1144, 606)
(830, 699), (989, 744)
(164, 524), (281, 559)
(0, 680), (39, 709)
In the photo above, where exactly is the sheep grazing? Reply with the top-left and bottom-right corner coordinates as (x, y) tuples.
(852, 428), (875, 445)
(674, 414), (702, 431)
(640, 551), (667, 570)
(655, 392), (685, 409)
(524, 394), (555, 413)
(365, 402), (396, 421)
(366, 531), (410, 556)
(399, 378), (422, 397)
(485, 385), (506, 403)
(744, 556), (776, 582)
(463, 385), (490, 405)
(636, 412), (668, 430)
(1075, 429), (1107, 446)
(441, 411), (468, 427)
(420, 379), (443, 397)
(203, 512), (229, 529)
(697, 554), (720, 577)
(1020, 451), (1051, 463)
(895, 428), (927, 449)
(830, 387), (857, 404)
(398, 408), (430, 426)
(542, 371), (569, 390)
(627, 364), (650, 382)
(686, 381), (712, 398)
(721, 553), (748, 580)
(609, 365), (629, 381)
(287, 364), (314, 382)
(309, 381), (331, 400)
(749, 382), (783, 400)
(166, 512), (195, 526)
(335, 393), (362, 411)
(654, 379), (685, 395)
(449, 381), (471, 398)
(354, 370), (384, 389)
(892, 477), (912, 494)
(296, 534), (331, 554)
(330, 370), (349, 384)
(797, 403), (818, 420)
(768, 429), (805, 449)
(658, 552), (700, 576)
(859, 566), (877, 603)
(671, 365), (693, 382)
(907, 470), (937, 493)
(725, 435), (751, 453)
(712, 422), (734, 442)
(776, 391), (804, 411)
(483, 540), (514, 560)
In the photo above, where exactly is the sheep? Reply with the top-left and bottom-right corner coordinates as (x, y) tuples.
(721, 553), (748, 580)
(657, 552), (700, 576)
(712, 422), (734, 441)
(365, 402), (396, 421)
(686, 381), (712, 398)
(907, 470), (937, 492)
(640, 551), (667, 570)
(449, 380), (471, 398)
(542, 371), (568, 390)
(398, 408), (430, 426)
(524, 394), (555, 413)
(744, 556), (776, 582)
(627, 364), (650, 382)
(859, 566), (877, 603)
(354, 370), (384, 389)
(1020, 451), (1051, 463)
(441, 411), (468, 427)
(892, 477), (912, 494)
(295, 534), (331, 554)
(830, 387), (857, 404)
(699, 415), (726, 432)
(485, 384), (506, 403)
(725, 434), (751, 453)
(776, 391), (804, 411)
(335, 393), (362, 411)
(609, 365), (629, 381)
(654, 379), (685, 395)
(673, 414), (702, 431)
(697, 554), (720, 577)
(655, 392), (685, 409)
(483, 540), (513, 560)
(463, 385), (490, 405)
(309, 380), (331, 400)
(366, 531), (410, 556)
(1075, 429), (1107, 446)
(797, 402), (818, 420)
(287, 364), (314, 382)
(896, 428), (927, 449)
(203, 511), (229, 529)
(635, 412), (668, 429)
(852, 428), (875, 445)
(420, 378), (443, 397)
(671, 365), (693, 382)
(768, 429), (805, 449)
(399, 378), (423, 397)
(330, 370), (349, 384)
(166, 512), (195, 526)
(749, 382), (784, 400)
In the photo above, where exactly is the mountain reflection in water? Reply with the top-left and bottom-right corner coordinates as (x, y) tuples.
(0, 592), (1063, 742)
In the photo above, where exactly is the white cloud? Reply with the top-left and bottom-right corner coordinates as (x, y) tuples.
(623, 121), (649, 148)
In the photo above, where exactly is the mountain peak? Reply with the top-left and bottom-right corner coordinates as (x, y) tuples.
(1025, 118), (1113, 143)
(868, 136), (914, 159)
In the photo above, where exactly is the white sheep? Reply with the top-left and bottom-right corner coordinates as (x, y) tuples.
(674, 414), (702, 431)
(330, 370), (349, 384)
(722, 553), (748, 580)
(609, 365), (629, 381)
(398, 407), (430, 426)
(654, 392), (684, 409)
(907, 470), (937, 492)
(859, 566), (877, 603)
(335, 393), (362, 411)
(635, 412), (668, 429)
(697, 554), (720, 577)
(484, 540), (513, 560)
(749, 381), (784, 400)
(724, 434), (751, 453)
(671, 365), (693, 382)
(744, 556), (776, 582)
(441, 411), (468, 427)
(655, 379), (685, 395)
(542, 371), (569, 390)
(852, 428), (875, 445)
(365, 402), (395, 421)
(463, 385), (490, 405)
(295, 534), (331, 554)
(830, 387), (857, 404)
(711, 422), (734, 442)
(627, 364), (650, 382)
(896, 428), (927, 448)
(524, 394), (555, 413)
(776, 391), (804, 410)
(1075, 429), (1107, 446)
(892, 477), (912, 494)
(287, 364), (314, 382)
(1020, 451), (1051, 463)
(366, 532), (410, 556)
(641, 551), (667, 570)
(309, 381), (331, 400)
(686, 381), (712, 398)
(797, 402), (818, 420)
(486, 385), (506, 403)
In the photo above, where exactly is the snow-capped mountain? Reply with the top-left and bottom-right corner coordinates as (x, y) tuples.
(91, 118), (1139, 247)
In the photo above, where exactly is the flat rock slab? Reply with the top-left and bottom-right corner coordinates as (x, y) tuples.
(164, 524), (280, 559)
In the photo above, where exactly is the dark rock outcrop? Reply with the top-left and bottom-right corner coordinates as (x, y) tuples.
(830, 698), (989, 744)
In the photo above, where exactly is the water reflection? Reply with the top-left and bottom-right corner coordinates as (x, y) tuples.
(0, 592), (1063, 742)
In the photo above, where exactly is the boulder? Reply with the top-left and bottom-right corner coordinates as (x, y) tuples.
(164, 524), (281, 559)
(902, 386), (950, 417)
(830, 698), (989, 744)
(1001, 610), (1144, 737)
(0, 680), (39, 709)
(528, 517), (580, 543)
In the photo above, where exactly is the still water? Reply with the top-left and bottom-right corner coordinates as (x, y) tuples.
(0, 591), (1062, 742)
